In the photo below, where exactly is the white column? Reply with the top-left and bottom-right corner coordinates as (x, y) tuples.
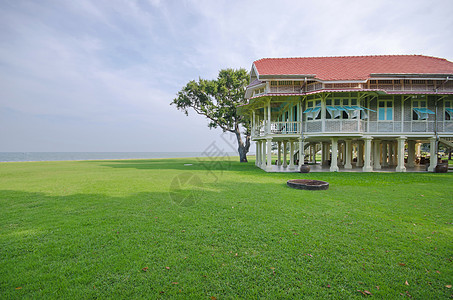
(374, 139), (381, 170)
(392, 141), (398, 166)
(416, 142), (421, 158)
(407, 140), (415, 168)
(255, 141), (260, 166)
(363, 137), (373, 172)
(313, 143), (318, 164)
(330, 138), (339, 172)
(357, 140), (363, 167)
(252, 110), (256, 138)
(277, 141), (282, 166)
(321, 142), (328, 166)
(396, 137), (407, 172)
(345, 140), (352, 169)
(266, 138), (273, 171)
(337, 142), (343, 166)
(289, 140), (295, 170)
(428, 137), (437, 172)
(283, 141), (288, 168)
(382, 141), (389, 167)
(262, 139), (266, 168)
(299, 138), (305, 167)
(309, 144), (313, 163)
(388, 141), (394, 166)
(267, 101), (271, 134)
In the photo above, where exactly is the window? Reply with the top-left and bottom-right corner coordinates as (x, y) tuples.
(378, 100), (393, 121)
(304, 100), (321, 120)
(325, 98), (362, 119)
(253, 87), (265, 96)
(379, 80), (393, 85)
(412, 80), (425, 85)
(412, 100), (427, 120)
(445, 100), (453, 121)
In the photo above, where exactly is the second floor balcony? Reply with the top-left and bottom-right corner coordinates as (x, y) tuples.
(252, 119), (453, 138)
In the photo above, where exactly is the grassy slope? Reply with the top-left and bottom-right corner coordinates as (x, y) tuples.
(0, 157), (452, 299)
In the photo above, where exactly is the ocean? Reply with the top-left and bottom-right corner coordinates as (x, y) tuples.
(0, 152), (239, 162)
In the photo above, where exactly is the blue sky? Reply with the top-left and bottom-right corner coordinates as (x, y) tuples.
(1, 0), (453, 152)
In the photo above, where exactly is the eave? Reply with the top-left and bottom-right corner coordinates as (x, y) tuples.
(257, 74), (316, 79)
(370, 73), (453, 79)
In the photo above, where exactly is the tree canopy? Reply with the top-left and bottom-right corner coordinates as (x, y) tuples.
(171, 68), (251, 162)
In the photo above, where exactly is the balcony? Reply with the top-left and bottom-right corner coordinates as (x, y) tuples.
(253, 121), (301, 137)
(270, 122), (300, 134)
(252, 119), (453, 138)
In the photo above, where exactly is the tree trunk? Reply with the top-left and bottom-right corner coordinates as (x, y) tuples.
(238, 145), (248, 162)
(234, 124), (251, 162)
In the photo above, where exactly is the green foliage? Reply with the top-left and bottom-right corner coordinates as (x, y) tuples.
(172, 68), (250, 133)
(1, 159), (452, 298)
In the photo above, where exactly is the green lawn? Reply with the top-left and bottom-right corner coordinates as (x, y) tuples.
(0, 157), (452, 299)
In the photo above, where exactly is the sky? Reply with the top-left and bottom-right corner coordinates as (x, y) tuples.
(1, 0), (453, 152)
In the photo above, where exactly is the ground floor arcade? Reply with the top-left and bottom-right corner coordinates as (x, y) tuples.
(254, 136), (441, 172)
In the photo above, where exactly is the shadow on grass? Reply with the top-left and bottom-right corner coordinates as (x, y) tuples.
(84, 157), (266, 174)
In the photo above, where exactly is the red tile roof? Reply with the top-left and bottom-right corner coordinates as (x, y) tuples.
(253, 55), (453, 81)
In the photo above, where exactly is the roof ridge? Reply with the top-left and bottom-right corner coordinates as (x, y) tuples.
(253, 54), (448, 63)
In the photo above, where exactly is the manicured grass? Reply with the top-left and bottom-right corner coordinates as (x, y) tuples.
(0, 157), (452, 299)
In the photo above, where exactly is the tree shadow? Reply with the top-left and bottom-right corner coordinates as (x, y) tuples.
(82, 157), (265, 174)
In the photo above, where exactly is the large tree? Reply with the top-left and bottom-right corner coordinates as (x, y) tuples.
(172, 68), (251, 162)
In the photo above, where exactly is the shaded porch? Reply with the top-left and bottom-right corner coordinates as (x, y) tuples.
(264, 163), (430, 173)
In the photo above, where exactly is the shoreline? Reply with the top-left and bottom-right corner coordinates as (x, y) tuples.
(0, 152), (242, 163)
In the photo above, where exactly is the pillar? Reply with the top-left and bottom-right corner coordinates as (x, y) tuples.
(255, 141), (260, 166)
(262, 139), (266, 168)
(392, 141), (398, 166)
(428, 137), (437, 172)
(299, 138), (305, 167)
(388, 141), (394, 166)
(396, 137), (407, 172)
(322, 142), (329, 166)
(266, 138), (273, 171)
(363, 137), (373, 172)
(283, 141), (288, 168)
(338, 142), (344, 166)
(416, 142), (421, 158)
(277, 141), (282, 166)
(382, 141), (389, 167)
(266, 101), (271, 134)
(356, 141), (363, 167)
(373, 139), (381, 170)
(289, 140), (295, 170)
(308, 144), (313, 163)
(252, 110), (256, 138)
(345, 140), (352, 169)
(330, 138), (339, 172)
(407, 140), (415, 168)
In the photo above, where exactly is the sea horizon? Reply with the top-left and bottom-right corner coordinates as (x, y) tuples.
(0, 151), (242, 162)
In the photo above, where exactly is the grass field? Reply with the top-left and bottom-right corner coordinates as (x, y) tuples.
(0, 157), (452, 299)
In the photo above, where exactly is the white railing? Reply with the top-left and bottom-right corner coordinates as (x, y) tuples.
(253, 119), (451, 137)
(253, 123), (265, 137)
(266, 82), (453, 95)
(367, 121), (443, 133)
(270, 121), (301, 134)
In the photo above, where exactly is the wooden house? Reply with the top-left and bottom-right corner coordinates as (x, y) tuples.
(238, 55), (453, 172)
